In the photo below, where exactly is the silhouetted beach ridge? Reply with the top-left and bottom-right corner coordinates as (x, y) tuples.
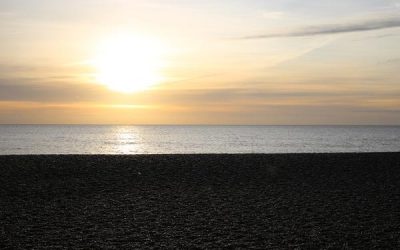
(1, 153), (400, 248)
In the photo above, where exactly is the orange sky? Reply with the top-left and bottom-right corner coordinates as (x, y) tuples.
(1, 0), (400, 124)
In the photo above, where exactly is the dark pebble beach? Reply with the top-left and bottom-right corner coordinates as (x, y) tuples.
(1, 153), (400, 249)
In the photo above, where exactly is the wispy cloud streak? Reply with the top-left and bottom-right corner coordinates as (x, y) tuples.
(242, 17), (400, 39)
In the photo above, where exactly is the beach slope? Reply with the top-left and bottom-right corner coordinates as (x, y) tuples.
(1, 153), (400, 248)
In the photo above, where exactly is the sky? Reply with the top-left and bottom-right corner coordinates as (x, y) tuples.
(0, 0), (400, 124)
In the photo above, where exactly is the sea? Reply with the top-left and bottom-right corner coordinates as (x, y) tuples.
(0, 125), (399, 154)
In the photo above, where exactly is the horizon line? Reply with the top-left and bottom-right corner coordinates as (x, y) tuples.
(0, 124), (399, 126)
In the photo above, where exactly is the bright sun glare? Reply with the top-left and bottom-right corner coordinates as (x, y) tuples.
(92, 33), (165, 93)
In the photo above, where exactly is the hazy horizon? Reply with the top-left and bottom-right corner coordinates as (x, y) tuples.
(1, 124), (400, 126)
(1, 0), (400, 124)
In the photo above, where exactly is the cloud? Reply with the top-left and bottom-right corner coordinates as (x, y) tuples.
(1, 76), (399, 105)
(381, 58), (400, 64)
(241, 17), (400, 39)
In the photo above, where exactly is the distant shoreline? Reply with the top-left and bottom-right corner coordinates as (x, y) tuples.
(1, 153), (400, 248)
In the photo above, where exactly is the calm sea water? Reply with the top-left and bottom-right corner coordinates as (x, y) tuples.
(0, 125), (399, 154)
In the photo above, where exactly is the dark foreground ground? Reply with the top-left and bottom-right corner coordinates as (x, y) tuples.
(1, 153), (400, 249)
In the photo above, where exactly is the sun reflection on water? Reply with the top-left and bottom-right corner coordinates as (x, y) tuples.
(114, 127), (141, 154)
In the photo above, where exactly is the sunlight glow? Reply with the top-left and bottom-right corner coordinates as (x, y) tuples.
(114, 126), (140, 154)
(92, 33), (166, 93)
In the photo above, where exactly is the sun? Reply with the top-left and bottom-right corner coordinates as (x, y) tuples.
(92, 33), (165, 93)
